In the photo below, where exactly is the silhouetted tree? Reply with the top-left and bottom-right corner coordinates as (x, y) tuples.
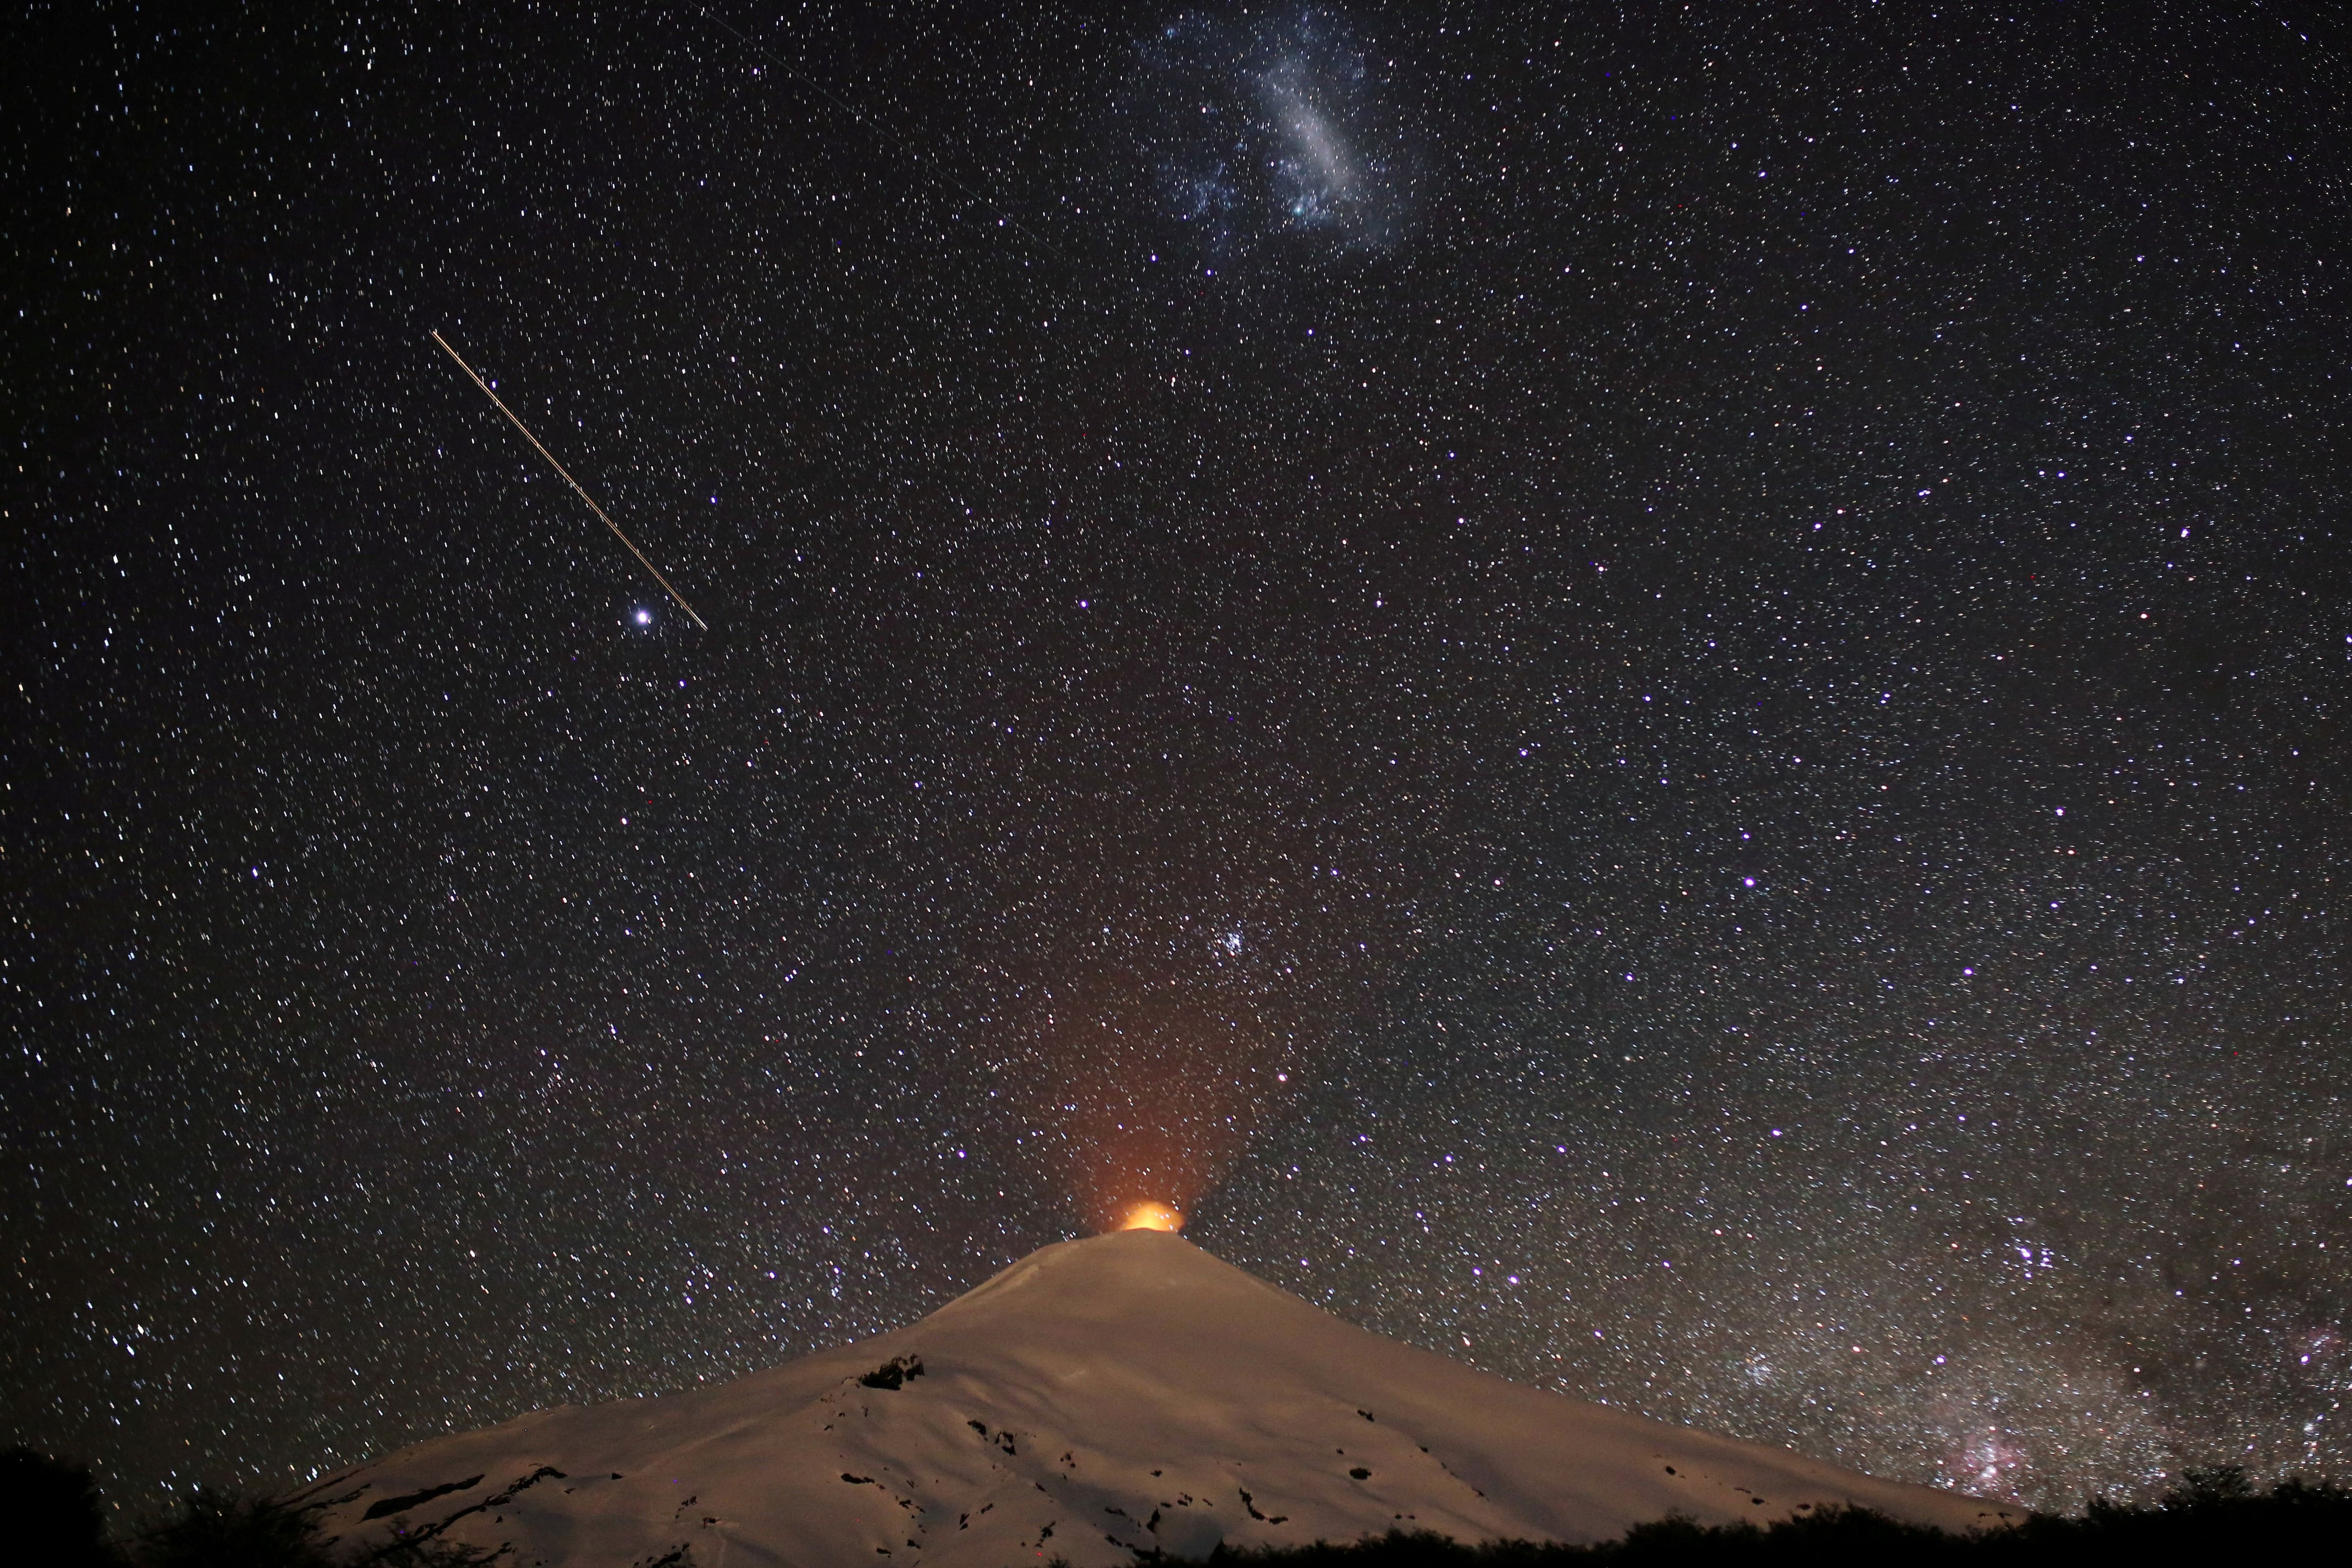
(0, 1447), (122, 1568)
(137, 1491), (334, 1568)
(2168, 1464), (2253, 1504)
(128, 1487), (500, 1568)
(1202, 1475), (2352, 1563)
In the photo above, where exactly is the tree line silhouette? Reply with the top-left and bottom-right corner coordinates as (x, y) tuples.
(12, 1443), (2350, 1566)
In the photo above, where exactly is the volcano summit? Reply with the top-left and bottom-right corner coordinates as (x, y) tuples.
(298, 1231), (2009, 1564)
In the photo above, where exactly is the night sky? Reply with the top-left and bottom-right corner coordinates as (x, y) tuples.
(8, 0), (2351, 1522)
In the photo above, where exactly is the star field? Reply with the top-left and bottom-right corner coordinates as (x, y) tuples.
(6, 0), (2349, 1522)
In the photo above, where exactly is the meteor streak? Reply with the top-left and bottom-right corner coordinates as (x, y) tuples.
(431, 330), (708, 630)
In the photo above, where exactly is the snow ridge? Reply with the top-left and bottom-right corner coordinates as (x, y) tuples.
(303, 1231), (2012, 1566)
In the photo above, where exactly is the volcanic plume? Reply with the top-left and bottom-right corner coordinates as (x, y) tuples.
(1025, 962), (1293, 1234)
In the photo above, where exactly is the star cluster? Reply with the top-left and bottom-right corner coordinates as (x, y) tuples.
(5, 0), (2349, 1522)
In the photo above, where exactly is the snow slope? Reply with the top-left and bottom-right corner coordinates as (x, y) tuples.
(298, 1231), (2012, 1566)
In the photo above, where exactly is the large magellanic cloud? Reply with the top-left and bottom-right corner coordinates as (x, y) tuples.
(1109, 8), (1414, 265)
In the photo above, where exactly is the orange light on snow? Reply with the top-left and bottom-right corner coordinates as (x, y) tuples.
(1119, 1201), (1184, 1232)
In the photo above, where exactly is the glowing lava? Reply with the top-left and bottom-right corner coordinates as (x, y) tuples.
(1118, 1201), (1185, 1232)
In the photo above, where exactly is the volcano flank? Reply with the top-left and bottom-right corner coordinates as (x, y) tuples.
(298, 1231), (2011, 1564)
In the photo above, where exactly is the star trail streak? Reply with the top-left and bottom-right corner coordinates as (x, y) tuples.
(431, 329), (708, 630)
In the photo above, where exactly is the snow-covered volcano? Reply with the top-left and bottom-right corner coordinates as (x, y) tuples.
(298, 1231), (2011, 1565)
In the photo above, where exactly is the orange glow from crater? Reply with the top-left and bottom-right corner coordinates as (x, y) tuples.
(1014, 959), (1300, 1234)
